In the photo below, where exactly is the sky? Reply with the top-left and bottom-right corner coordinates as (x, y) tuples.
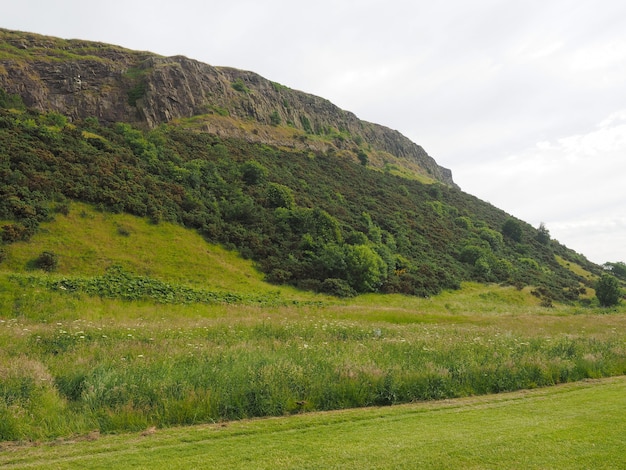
(3, 0), (626, 264)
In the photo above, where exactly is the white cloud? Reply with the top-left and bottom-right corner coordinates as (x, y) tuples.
(456, 111), (626, 263)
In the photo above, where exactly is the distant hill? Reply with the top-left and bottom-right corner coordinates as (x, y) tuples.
(0, 28), (602, 302)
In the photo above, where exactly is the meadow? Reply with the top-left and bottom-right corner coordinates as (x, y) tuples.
(0, 204), (625, 461)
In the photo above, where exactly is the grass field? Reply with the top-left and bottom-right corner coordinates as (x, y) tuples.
(1, 203), (625, 467)
(1, 377), (625, 469)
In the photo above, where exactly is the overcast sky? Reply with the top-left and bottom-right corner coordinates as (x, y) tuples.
(4, 0), (626, 264)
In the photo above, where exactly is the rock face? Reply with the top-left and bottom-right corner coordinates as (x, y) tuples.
(0, 28), (456, 186)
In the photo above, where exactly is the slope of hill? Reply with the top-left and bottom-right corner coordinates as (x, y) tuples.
(0, 100), (600, 302)
(0, 27), (607, 302)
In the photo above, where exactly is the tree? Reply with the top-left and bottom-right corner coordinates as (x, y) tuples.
(35, 251), (59, 272)
(344, 244), (387, 292)
(536, 222), (550, 245)
(501, 218), (522, 242)
(603, 261), (626, 281)
(595, 273), (621, 307)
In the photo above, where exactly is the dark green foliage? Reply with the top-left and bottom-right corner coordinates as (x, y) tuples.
(241, 160), (268, 185)
(231, 78), (250, 94)
(536, 222), (550, 245)
(319, 278), (356, 297)
(357, 150), (368, 166)
(269, 110), (281, 126)
(299, 115), (313, 133)
(42, 266), (282, 305)
(502, 218), (523, 242)
(265, 183), (294, 209)
(34, 251), (59, 271)
(0, 103), (603, 299)
(595, 273), (621, 307)
(603, 261), (626, 281)
(0, 88), (25, 109)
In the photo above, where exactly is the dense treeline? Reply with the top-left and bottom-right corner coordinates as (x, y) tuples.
(0, 96), (600, 301)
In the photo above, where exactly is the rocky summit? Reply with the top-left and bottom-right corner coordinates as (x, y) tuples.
(0, 28), (455, 186)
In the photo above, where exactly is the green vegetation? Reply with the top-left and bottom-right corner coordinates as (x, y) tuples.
(0, 204), (625, 442)
(231, 78), (250, 94)
(2, 378), (625, 468)
(0, 100), (603, 302)
(2, 34), (625, 467)
(596, 273), (622, 307)
(604, 261), (626, 280)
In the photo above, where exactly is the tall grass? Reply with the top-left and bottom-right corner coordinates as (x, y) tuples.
(1, 285), (625, 441)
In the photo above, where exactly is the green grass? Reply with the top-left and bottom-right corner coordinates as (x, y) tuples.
(1, 377), (625, 469)
(2, 202), (304, 296)
(1, 202), (625, 447)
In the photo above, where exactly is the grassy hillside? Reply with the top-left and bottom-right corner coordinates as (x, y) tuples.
(3, 201), (284, 294)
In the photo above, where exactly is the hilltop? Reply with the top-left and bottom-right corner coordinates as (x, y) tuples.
(0, 28), (454, 186)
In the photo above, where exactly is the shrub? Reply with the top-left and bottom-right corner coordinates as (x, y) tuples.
(478, 228), (503, 251)
(231, 78), (250, 93)
(357, 150), (368, 167)
(241, 161), (268, 185)
(320, 278), (356, 297)
(459, 245), (486, 264)
(269, 110), (281, 126)
(299, 115), (313, 133)
(455, 216), (473, 230)
(0, 88), (25, 109)
(536, 222), (551, 245)
(2, 223), (34, 243)
(595, 273), (621, 307)
(35, 251), (59, 272)
(502, 218), (522, 242)
(266, 183), (294, 209)
(344, 244), (387, 292)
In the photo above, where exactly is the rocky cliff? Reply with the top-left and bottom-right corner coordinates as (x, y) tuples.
(0, 28), (455, 186)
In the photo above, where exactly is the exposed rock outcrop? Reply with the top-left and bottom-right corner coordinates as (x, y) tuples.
(0, 28), (456, 186)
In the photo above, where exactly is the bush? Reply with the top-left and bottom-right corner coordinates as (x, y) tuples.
(34, 251), (59, 272)
(536, 222), (551, 245)
(266, 183), (294, 209)
(2, 223), (33, 243)
(357, 150), (368, 166)
(231, 78), (250, 93)
(241, 161), (268, 185)
(502, 218), (522, 242)
(595, 273), (621, 307)
(269, 110), (281, 126)
(320, 278), (356, 297)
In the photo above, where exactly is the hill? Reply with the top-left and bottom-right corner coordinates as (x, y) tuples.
(0, 28), (610, 302)
(0, 28), (454, 186)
